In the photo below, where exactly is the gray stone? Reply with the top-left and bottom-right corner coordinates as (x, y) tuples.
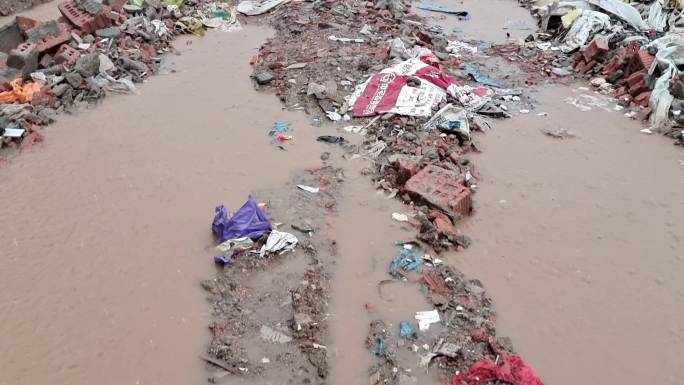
(51, 83), (71, 97)
(74, 53), (100, 77)
(64, 72), (84, 88)
(254, 71), (274, 85)
(95, 26), (121, 39)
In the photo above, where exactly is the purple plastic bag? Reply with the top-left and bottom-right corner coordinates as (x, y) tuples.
(212, 196), (272, 242)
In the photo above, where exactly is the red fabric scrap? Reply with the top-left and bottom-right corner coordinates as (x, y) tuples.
(451, 355), (544, 385)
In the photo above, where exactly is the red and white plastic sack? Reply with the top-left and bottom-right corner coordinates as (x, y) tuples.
(348, 56), (493, 117)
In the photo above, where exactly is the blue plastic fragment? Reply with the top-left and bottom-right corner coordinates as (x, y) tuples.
(399, 321), (417, 339)
(372, 338), (386, 356)
(460, 63), (505, 88)
(389, 249), (423, 277)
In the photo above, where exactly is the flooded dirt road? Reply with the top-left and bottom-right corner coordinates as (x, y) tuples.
(0, 24), (324, 385)
(2, 0), (684, 384)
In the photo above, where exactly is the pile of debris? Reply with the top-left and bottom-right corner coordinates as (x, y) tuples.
(527, 0), (684, 143)
(0, 0), (240, 156)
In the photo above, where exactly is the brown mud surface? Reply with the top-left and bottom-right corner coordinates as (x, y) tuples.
(457, 85), (684, 385)
(1, 0), (683, 384)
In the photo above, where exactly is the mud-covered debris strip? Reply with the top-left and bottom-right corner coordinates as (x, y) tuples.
(201, 166), (343, 384)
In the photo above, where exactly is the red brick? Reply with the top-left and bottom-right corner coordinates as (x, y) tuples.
(637, 50), (655, 71)
(394, 155), (419, 185)
(404, 165), (472, 219)
(433, 216), (455, 236)
(629, 79), (648, 97)
(613, 86), (627, 98)
(422, 270), (447, 294)
(583, 36), (609, 62)
(634, 91), (651, 107)
(59, 0), (112, 34)
(15, 16), (40, 33)
(470, 328), (488, 342)
(626, 70), (646, 88)
(27, 22), (72, 53)
(54, 44), (81, 65)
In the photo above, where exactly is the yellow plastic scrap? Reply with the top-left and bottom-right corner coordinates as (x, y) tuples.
(0, 80), (41, 104)
(678, 0), (684, 9)
(162, 0), (184, 6)
(176, 16), (205, 36)
(130, 0), (144, 6)
(561, 8), (583, 28)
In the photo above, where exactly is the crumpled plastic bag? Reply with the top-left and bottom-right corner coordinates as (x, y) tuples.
(212, 196), (272, 242)
(215, 237), (255, 254)
(259, 230), (298, 256)
(0, 80), (41, 104)
(176, 17), (205, 36)
(450, 354), (544, 385)
(389, 249), (422, 277)
(588, 0), (647, 31)
(560, 10), (611, 52)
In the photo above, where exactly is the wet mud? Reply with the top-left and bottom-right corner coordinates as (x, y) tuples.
(0, 24), (325, 385)
(1, 0), (684, 384)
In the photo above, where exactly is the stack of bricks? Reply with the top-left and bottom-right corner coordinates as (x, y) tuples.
(573, 36), (609, 73)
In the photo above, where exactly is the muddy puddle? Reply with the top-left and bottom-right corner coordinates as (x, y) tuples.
(454, 85), (684, 385)
(413, 0), (535, 43)
(0, 23), (327, 385)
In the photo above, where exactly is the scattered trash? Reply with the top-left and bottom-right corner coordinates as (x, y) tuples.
(399, 321), (417, 339)
(389, 248), (422, 277)
(541, 127), (576, 139)
(329, 35), (366, 43)
(215, 237), (255, 255)
(414, 309), (440, 331)
(260, 325), (293, 344)
(640, 128), (653, 135)
(317, 135), (346, 144)
(259, 230), (298, 256)
(2, 128), (25, 138)
(392, 213), (409, 222)
(213, 255), (231, 266)
(297, 185), (320, 193)
(212, 196), (272, 242)
(237, 0), (290, 15)
(461, 63), (505, 88)
(423, 103), (471, 140)
(415, 2), (469, 17)
(450, 354), (545, 385)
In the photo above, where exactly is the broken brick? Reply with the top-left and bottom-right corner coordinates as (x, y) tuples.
(582, 36), (609, 62)
(7, 42), (39, 77)
(629, 79), (648, 97)
(394, 155), (420, 185)
(54, 44), (81, 65)
(626, 70), (646, 89)
(634, 91), (651, 107)
(433, 216), (455, 236)
(59, 0), (112, 34)
(636, 49), (655, 71)
(404, 165), (472, 219)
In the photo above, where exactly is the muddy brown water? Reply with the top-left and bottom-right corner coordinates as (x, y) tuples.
(2, 1), (684, 385)
(0, 24), (327, 385)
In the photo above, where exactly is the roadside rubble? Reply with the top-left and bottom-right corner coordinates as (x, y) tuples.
(0, 0), (241, 161)
(202, 166), (343, 384)
(240, 1), (549, 384)
(526, 0), (684, 144)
